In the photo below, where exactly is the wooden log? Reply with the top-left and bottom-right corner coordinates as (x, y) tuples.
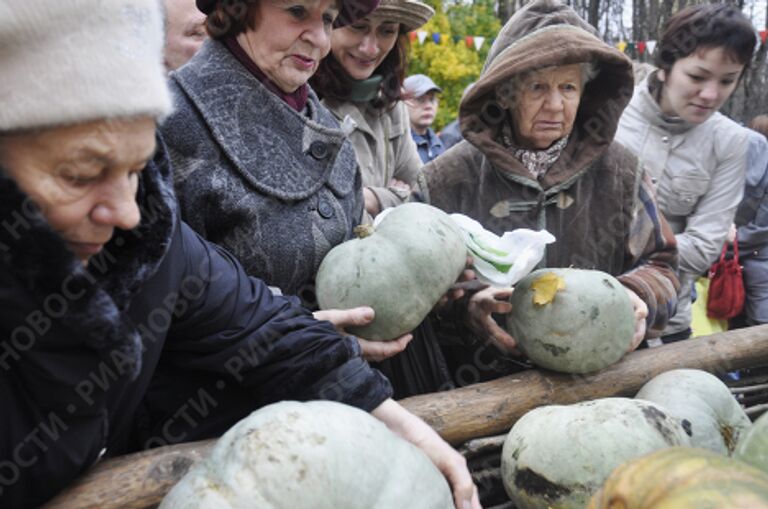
(43, 441), (211, 509)
(42, 325), (768, 508)
(400, 325), (768, 444)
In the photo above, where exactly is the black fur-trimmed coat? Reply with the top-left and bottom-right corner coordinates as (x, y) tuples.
(0, 141), (391, 508)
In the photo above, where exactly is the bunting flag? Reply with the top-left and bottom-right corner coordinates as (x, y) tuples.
(408, 29), (667, 57)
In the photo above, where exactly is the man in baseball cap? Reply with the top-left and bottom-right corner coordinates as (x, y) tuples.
(403, 74), (445, 163)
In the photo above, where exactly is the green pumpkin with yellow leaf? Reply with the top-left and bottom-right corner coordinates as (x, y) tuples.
(506, 268), (635, 374)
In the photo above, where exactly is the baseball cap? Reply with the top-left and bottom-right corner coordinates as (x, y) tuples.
(403, 74), (442, 98)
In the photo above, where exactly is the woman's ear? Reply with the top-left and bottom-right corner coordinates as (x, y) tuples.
(657, 69), (666, 83)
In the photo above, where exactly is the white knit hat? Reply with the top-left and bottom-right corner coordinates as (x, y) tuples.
(0, 0), (172, 132)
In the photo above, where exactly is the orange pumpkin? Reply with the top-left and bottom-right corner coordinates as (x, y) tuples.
(588, 447), (768, 509)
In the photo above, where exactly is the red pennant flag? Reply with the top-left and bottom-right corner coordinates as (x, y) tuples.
(409, 31), (417, 42)
(761, 30), (767, 44)
(637, 41), (646, 55)
(465, 36), (474, 49)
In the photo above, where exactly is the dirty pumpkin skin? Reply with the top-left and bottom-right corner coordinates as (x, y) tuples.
(635, 369), (752, 455)
(506, 268), (635, 374)
(159, 401), (453, 509)
(501, 398), (692, 509)
(316, 202), (467, 341)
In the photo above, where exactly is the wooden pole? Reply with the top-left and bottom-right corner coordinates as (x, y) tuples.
(43, 325), (768, 508)
(400, 325), (768, 444)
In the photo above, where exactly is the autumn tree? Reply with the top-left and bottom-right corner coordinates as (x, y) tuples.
(407, 0), (500, 130)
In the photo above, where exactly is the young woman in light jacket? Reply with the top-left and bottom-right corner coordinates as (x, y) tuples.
(615, 3), (756, 341)
(310, 0), (432, 217)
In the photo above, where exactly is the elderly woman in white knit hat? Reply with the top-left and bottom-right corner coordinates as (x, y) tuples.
(0, 1), (477, 507)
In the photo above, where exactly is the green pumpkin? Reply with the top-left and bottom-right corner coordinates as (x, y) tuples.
(635, 369), (752, 455)
(160, 401), (453, 509)
(506, 268), (635, 374)
(589, 447), (768, 509)
(316, 203), (467, 340)
(735, 411), (768, 473)
(501, 398), (691, 509)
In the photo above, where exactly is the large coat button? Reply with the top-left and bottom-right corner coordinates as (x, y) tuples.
(309, 141), (329, 160)
(318, 199), (335, 218)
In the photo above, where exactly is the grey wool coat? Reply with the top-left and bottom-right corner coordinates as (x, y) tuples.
(161, 39), (363, 306)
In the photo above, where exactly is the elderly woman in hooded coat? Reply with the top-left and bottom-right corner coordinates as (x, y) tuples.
(416, 0), (680, 381)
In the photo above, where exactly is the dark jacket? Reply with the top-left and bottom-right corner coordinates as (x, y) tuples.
(412, 127), (446, 164)
(417, 0), (679, 379)
(0, 142), (390, 508)
(162, 39), (363, 307)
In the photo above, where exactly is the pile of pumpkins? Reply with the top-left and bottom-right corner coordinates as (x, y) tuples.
(161, 204), (768, 508)
(501, 368), (768, 509)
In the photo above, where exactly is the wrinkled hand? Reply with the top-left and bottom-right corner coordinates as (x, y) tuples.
(726, 223), (737, 244)
(372, 400), (482, 509)
(624, 288), (648, 352)
(467, 286), (518, 354)
(313, 307), (413, 362)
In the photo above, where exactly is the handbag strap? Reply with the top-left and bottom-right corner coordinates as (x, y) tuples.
(718, 232), (740, 264)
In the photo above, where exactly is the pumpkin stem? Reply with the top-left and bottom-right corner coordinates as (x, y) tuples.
(354, 224), (375, 239)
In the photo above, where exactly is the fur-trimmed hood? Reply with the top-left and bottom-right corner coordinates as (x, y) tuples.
(459, 0), (635, 189)
(0, 138), (177, 378)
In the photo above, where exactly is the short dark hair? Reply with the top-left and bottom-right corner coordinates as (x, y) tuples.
(311, 29), (410, 110)
(204, 0), (259, 40)
(655, 4), (756, 74)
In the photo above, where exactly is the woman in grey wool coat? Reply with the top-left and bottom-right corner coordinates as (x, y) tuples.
(161, 0), (417, 363)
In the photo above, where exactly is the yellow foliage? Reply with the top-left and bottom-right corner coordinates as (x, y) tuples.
(406, 0), (499, 131)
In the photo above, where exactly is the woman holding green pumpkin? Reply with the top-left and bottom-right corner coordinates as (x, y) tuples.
(416, 0), (680, 382)
(161, 0), (417, 364)
(309, 0), (467, 398)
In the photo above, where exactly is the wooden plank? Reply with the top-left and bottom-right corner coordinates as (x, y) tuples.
(42, 325), (768, 508)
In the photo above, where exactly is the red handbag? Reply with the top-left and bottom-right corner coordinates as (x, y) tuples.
(706, 235), (745, 320)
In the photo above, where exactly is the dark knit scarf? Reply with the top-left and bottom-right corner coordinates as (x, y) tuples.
(224, 36), (309, 113)
(0, 136), (177, 379)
